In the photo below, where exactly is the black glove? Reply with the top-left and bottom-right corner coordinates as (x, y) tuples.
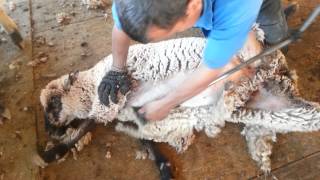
(98, 70), (131, 106)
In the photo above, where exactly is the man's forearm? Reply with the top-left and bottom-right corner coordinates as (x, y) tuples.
(162, 57), (251, 108)
(163, 65), (222, 108)
(112, 25), (130, 70)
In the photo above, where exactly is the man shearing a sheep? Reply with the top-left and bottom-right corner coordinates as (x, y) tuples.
(98, 0), (293, 121)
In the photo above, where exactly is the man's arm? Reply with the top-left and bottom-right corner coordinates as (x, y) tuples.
(111, 25), (130, 70)
(98, 26), (132, 106)
(139, 65), (222, 120)
(164, 65), (222, 108)
(140, 57), (251, 121)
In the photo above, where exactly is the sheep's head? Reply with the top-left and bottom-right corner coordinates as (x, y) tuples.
(40, 71), (92, 130)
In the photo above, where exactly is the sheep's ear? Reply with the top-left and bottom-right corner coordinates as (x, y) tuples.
(63, 70), (79, 92)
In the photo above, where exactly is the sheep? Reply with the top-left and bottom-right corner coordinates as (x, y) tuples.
(37, 27), (320, 177)
(115, 48), (320, 174)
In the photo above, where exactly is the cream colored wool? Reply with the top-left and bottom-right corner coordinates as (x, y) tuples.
(40, 28), (320, 173)
(81, 0), (109, 9)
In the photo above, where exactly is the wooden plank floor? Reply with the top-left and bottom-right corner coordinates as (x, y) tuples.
(0, 0), (319, 179)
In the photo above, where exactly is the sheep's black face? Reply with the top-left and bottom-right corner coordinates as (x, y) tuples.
(44, 95), (68, 139)
(45, 95), (62, 123)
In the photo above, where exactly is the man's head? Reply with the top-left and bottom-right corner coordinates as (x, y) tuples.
(115, 0), (202, 43)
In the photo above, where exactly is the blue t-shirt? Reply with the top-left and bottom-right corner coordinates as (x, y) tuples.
(112, 3), (122, 29)
(112, 0), (263, 69)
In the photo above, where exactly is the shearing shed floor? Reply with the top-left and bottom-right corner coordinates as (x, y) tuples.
(0, 0), (319, 179)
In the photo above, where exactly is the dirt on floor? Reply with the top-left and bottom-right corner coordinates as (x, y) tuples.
(0, 0), (319, 180)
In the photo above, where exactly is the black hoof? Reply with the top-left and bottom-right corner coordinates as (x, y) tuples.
(159, 161), (174, 180)
(39, 143), (69, 163)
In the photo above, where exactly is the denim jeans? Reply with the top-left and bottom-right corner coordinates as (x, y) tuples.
(257, 0), (289, 45)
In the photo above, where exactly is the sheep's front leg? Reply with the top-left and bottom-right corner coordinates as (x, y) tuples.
(35, 119), (95, 167)
(241, 125), (276, 173)
(115, 107), (147, 139)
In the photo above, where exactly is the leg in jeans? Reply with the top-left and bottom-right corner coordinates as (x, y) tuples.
(257, 0), (289, 46)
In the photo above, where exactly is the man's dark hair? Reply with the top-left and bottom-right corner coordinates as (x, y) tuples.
(115, 0), (189, 43)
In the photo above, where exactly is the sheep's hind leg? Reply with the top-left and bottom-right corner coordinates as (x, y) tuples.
(140, 140), (174, 180)
(241, 125), (276, 174)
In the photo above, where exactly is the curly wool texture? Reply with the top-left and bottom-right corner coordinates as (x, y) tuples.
(241, 125), (276, 173)
(40, 32), (320, 172)
(224, 52), (320, 133)
(81, 0), (109, 9)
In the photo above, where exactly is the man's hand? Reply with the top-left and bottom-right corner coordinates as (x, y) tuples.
(139, 98), (174, 121)
(99, 25), (131, 106)
(98, 70), (131, 106)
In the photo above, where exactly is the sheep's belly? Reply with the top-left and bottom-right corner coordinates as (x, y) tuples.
(180, 86), (224, 107)
(129, 72), (225, 108)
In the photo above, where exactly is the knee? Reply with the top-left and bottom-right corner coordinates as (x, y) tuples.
(262, 22), (288, 45)
(257, 0), (289, 45)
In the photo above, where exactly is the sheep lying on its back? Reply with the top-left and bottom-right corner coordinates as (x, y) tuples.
(39, 28), (320, 173)
(116, 48), (320, 172)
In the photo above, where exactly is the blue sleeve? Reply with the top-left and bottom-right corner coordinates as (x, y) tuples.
(112, 3), (122, 29)
(203, 0), (263, 69)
